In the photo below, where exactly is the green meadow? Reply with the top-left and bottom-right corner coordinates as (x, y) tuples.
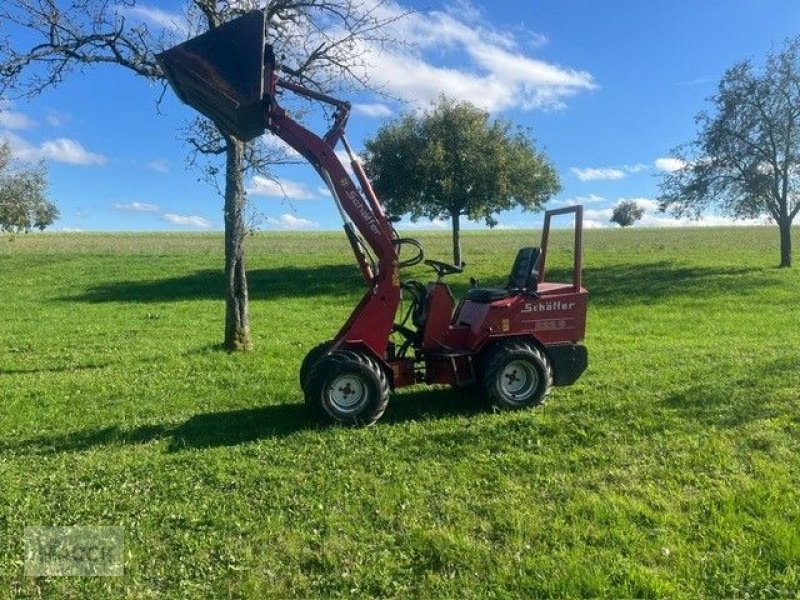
(1, 227), (798, 598)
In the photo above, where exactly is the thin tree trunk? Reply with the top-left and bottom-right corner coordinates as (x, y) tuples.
(778, 217), (792, 268)
(223, 138), (253, 350)
(451, 211), (462, 266)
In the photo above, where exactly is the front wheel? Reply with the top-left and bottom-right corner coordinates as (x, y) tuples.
(481, 340), (553, 410)
(304, 351), (390, 426)
(299, 340), (333, 393)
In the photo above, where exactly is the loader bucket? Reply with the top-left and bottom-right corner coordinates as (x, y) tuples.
(156, 10), (271, 141)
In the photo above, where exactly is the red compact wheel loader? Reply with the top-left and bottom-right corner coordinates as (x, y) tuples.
(157, 10), (589, 426)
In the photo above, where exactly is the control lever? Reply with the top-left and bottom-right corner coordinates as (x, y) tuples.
(425, 259), (464, 279)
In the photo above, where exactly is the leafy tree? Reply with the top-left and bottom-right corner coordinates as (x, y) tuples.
(0, 141), (58, 233)
(0, 0), (400, 349)
(659, 37), (800, 267)
(610, 200), (644, 227)
(364, 97), (560, 266)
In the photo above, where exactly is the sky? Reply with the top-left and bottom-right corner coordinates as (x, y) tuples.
(2, 0), (799, 232)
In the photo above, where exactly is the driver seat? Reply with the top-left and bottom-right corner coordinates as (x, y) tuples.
(465, 247), (541, 303)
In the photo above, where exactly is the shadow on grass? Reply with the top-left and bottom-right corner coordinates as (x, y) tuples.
(65, 264), (361, 303)
(0, 387), (486, 456)
(0, 363), (110, 376)
(63, 259), (769, 308)
(578, 261), (762, 307)
(662, 357), (797, 429)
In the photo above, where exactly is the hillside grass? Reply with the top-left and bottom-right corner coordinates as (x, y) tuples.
(0, 226), (798, 598)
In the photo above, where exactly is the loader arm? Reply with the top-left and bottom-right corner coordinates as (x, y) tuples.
(262, 70), (402, 359)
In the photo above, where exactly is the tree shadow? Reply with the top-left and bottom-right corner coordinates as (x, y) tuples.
(577, 261), (762, 307)
(64, 264), (362, 303)
(0, 405), (311, 456)
(0, 387), (488, 456)
(0, 363), (110, 376)
(62, 258), (770, 310)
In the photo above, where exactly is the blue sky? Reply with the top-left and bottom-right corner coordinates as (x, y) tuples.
(2, 0), (799, 232)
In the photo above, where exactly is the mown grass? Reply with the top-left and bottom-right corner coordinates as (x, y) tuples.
(0, 226), (798, 598)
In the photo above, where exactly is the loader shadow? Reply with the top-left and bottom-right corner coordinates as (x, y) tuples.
(65, 264), (361, 303)
(0, 388), (486, 456)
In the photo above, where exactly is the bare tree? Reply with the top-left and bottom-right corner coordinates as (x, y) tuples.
(0, 0), (404, 349)
(659, 37), (800, 268)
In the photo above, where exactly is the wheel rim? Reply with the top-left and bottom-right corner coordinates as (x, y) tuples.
(328, 373), (368, 413)
(500, 360), (538, 402)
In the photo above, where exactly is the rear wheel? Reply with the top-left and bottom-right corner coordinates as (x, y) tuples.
(481, 340), (552, 410)
(304, 351), (390, 426)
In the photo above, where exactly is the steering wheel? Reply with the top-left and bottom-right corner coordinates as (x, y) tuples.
(424, 259), (464, 278)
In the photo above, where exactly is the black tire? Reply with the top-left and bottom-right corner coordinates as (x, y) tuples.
(481, 340), (553, 410)
(304, 351), (390, 426)
(299, 340), (333, 393)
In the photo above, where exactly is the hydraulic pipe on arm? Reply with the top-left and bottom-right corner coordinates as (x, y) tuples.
(264, 71), (402, 362)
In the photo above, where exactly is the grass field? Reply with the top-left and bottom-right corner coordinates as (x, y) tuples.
(1, 226), (799, 598)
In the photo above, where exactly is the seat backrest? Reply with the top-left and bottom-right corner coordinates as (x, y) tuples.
(507, 247), (541, 292)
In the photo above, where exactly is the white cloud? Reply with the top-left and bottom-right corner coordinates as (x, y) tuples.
(353, 103), (394, 118)
(571, 167), (626, 181)
(655, 157), (687, 172)
(526, 32), (550, 49)
(557, 194), (606, 206)
(583, 220), (608, 229)
(3, 131), (107, 166)
(350, 2), (595, 112)
(443, 0), (484, 23)
(60, 227), (86, 232)
(259, 136), (301, 158)
(0, 110), (36, 130)
(677, 77), (713, 87)
(570, 163), (648, 181)
(162, 213), (212, 228)
(336, 149), (356, 164)
(266, 213), (318, 230)
(335, 149), (361, 177)
(45, 109), (71, 127)
(122, 5), (189, 35)
(39, 139), (107, 165)
(147, 159), (169, 173)
(584, 207), (614, 221)
(395, 217), (449, 230)
(114, 201), (161, 213)
(247, 175), (318, 200)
